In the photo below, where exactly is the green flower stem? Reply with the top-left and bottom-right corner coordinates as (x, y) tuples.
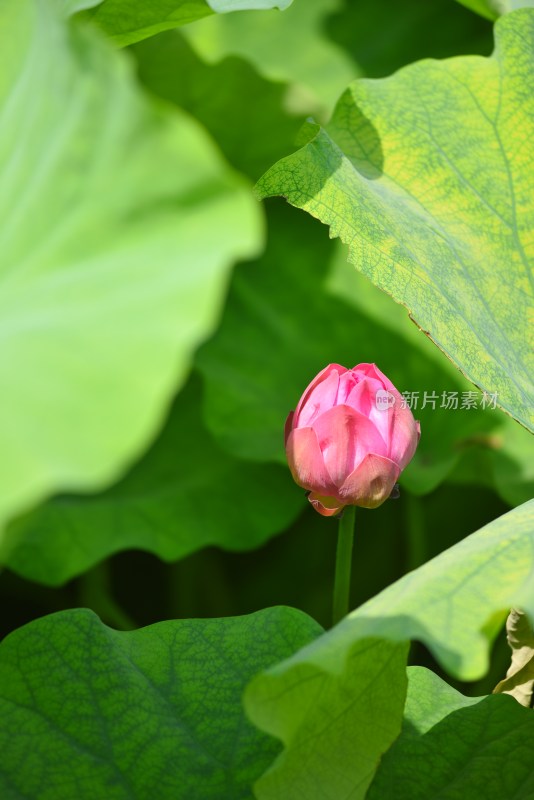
(405, 491), (426, 571)
(332, 506), (356, 626)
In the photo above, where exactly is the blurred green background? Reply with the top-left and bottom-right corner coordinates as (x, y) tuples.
(1, 0), (531, 701)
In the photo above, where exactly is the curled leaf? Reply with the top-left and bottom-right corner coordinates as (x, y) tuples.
(494, 607), (534, 707)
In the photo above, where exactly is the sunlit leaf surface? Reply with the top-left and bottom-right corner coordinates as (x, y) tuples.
(82, 0), (293, 46)
(183, 0), (358, 116)
(246, 501), (534, 799)
(0, 0), (261, 543)
(257, 10), (534, 432)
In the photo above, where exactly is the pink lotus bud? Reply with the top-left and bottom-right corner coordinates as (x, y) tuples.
(285, 364), (421, 516)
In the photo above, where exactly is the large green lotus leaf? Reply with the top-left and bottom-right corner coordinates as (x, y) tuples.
(182, 0), (359, 117)
(197, 202), (512, 496)
(368, 666), (534, 799)
(245, 500), (534, 799)
(456, 0), (534, 21)
(326, 0), (493, 78)
(133, 31), (304, 181)
(0, 606), (322, 800)
(0, 0), (261, 544)
(82, 0), (292, 46)
(257, 10), (534, 433)
(4, 375), (304, 586)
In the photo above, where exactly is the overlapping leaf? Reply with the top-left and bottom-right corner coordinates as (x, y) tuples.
(245, 500), (534, 799)
(456, 0), (534, 20)
(183, 0), (358, 116)
(257, 10), (534, 432)
(494, 608), (534, 706)
(0, 0), (261, 546)
(326, 0), (493, 77)
(368, 667), (534, 799)
(81, 0), (293, 46)
(61, 0), (102, 13)
(4, 376), (304, 586)
(0, 607), (322, 799)
(134, 31), (304, 181)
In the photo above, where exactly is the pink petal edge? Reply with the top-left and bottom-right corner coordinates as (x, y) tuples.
(293, 364), (346, 426)
(285, 426), (335, 495)
(284, 411), (294, 446)
(389, 401), (420, 470)
(353, 363), (397, 393)
(307, 493), (344, 517)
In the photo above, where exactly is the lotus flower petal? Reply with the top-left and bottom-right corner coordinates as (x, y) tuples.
(294, 363), (345, 427)
(355, 363), (397, 394)
(286, 426), (335, 495)
(389, 404), (421, 470)
(345, 377), (391, 445)
(284, 411), (294, 447)
(312, 404), (387, 486)
(336, 370), (358, 404)
(339, 454), (400, 509)
(307, 493), (344, 517)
